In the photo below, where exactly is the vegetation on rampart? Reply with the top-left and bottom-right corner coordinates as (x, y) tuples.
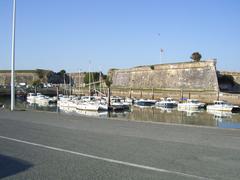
(218, 74), (235, 87)
(29, 69), (73, 89)
(191, 52), (202, 62)
(83, 72), (100, 85)
(47, 70), (70, 84)
(105, 76), (112, 88)
(0, 70), (36, 73)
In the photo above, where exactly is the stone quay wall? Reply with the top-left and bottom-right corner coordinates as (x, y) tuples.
(110, 88), (218, 104)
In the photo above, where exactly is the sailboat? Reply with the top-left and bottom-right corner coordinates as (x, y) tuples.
(76, 63), (108, 111)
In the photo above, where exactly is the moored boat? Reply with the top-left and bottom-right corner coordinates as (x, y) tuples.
(76, 101), (108, 111)
(178, 99), (205, 110)
(155, 97), (178, 108)
(207, 100), (240, 113)
(111, 96), (130, 111)
(76, 96), (108, 111)
(57, 95), (74, 107)
(135, 99), (157, 107)
(27, 93), (37, 104)
(0, 103), (4, 109)
(35, 94), (51, 105)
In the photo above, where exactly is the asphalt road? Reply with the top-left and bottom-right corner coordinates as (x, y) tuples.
(0, 110), (240, 180)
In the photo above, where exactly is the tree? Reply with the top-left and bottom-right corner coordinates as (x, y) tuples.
(47, 70), (69, 84)
(32, 79), (41, 86)
(150, 65), (155, 70)
(36, 69), (45, 80)
(32, 79), (42, 89)
(59, 70), (66, 77)
(105, 75), (113, 107)
(218, 74), (235, 87)
(105, 76), (112, 88)
(84, 72), (99, 84)
(191, 52), (202, 62)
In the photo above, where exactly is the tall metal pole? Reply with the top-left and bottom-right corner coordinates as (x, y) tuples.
(88, 61), (91, 96)
(11, 0), (16, 111)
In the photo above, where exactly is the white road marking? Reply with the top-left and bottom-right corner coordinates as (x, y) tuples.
(0, 135), (213, 180)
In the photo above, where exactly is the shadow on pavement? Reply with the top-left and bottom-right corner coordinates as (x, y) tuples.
(0, 154), (32, 179)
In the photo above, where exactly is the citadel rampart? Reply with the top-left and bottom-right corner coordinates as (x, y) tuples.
(110, 60), (219, 91)
(69, 72), (86, 87)
(1, 61), (240, 104)
(0, 70), (38, 85)
(109, 60), (223, 103)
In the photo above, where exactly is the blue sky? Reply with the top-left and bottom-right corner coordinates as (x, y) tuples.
(0, 0), (240, 73)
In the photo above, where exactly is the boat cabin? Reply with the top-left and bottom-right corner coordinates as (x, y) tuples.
(213, 101), (228, 105)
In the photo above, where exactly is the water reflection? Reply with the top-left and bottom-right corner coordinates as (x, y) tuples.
(155, 107), (177, 113)
(207, 110), (232, 120)
(108, 110), (130, 118)
(177, 108), (205, 117)
(1, 96), (240, 128)
(59, 106), (108, 117)
(129, 106), (216, 126)
(0, 96), (57, 112)
(76, 109), (108, 117)
(216, 118), (240, 129)
(206, 110), (240, 128)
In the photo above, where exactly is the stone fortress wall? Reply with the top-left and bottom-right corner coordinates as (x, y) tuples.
(108, 60), (240, 104)
(0, 71), (38, 86)
(110, 60), (219, 91)
(68, 72), (86, 87)
(1, 61), (240, 104)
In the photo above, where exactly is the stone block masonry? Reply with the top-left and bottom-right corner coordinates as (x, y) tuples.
(107, 60), (235, 103)
(109, 60), (219, 91)
(0, 70), (38, 86)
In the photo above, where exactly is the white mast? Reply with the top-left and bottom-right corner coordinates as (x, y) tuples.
(63, 73), (66, 95)
(78, 69), (81, 95)
(69, 73), (71, 95)
(99, 65), (101, 94)
(11, 0), (16, 111)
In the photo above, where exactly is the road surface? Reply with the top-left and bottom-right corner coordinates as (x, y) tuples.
(0, 110), (240, 180)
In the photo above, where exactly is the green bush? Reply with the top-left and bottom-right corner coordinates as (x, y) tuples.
(191, 52), (202, 62)
(84, 72), (99, 84)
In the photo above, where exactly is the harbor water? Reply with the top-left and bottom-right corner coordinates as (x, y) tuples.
(1, 96), (240, 129)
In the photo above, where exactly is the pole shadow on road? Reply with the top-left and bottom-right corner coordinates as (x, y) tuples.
(0, 154), (32, 179)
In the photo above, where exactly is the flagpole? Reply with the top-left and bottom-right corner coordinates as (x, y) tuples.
(11, 0), (16, 111)
(160, 49), (161, 64)
(160, 48), (163, 64)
